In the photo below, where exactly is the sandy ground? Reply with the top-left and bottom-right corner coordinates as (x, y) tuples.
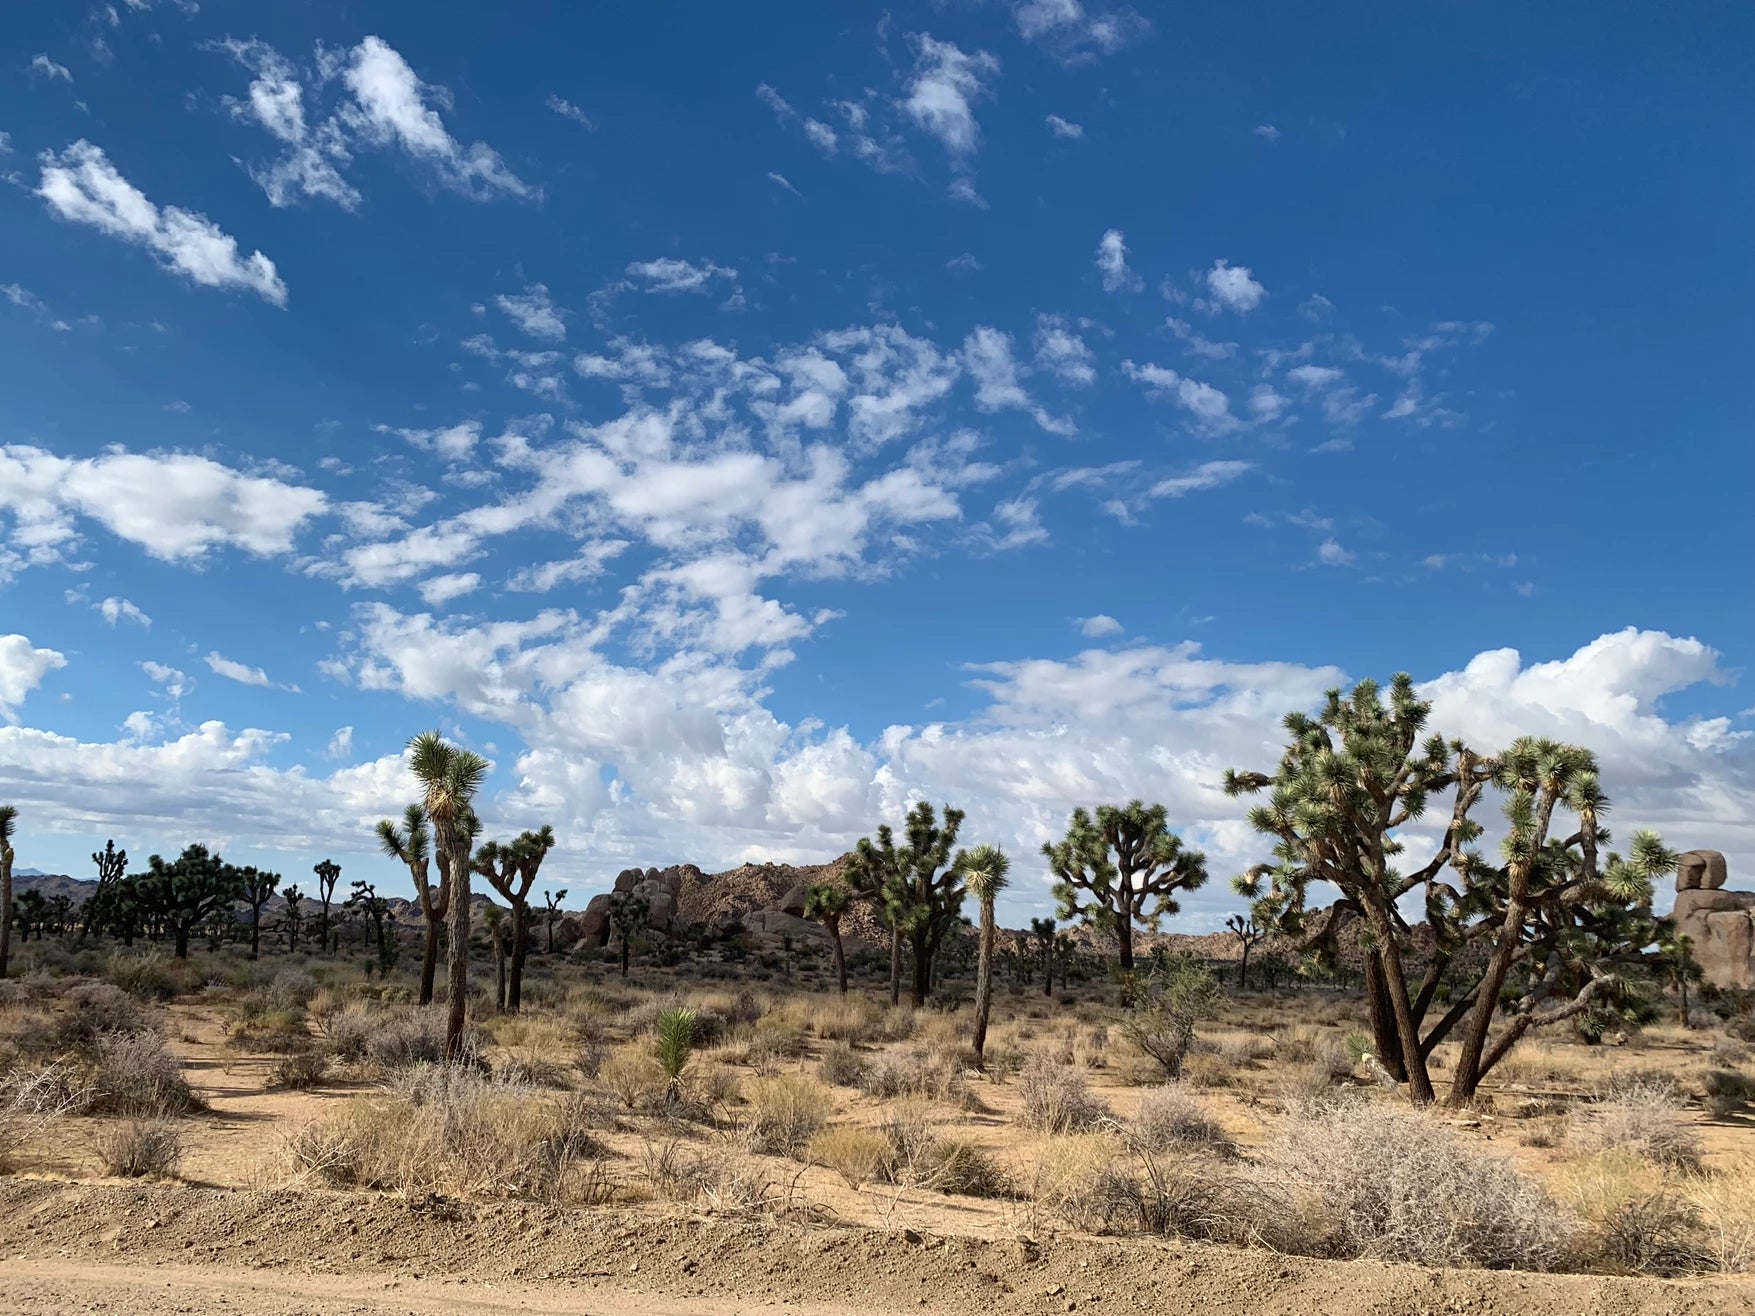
(0, 1178), (1752, 1316)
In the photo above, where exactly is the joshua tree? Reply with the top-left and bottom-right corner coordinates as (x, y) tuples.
(958, 844), (1010, 1063)
(1230, 675), (1684, 1106)
(482, 905), (509, 1010)
(311, 859), (342, 954)
(241, 867), (281, 959)
(1029, 917), (1057, 998)
(0, 806), (14, 978)
(848, 802), (966, 1007)
(1055, 931), (1076, 992)
(84, 839), (127, 939)
(377, 804), (447, 1005)
(281, 884), (305, 950)
(608, 890), (648, 977)
(472, 826), (555, 1012)
(1226, 913), (1266, 990)
(803, 881), (852, 995)
(137, 844), (248, 959)
(1043, 801), (1209, 974)
(408, 730), (490, 1062)
(347, 879), (397, 976)
(655, 1004), (697, 1105)
(13, 889), (48, 941)
(543, 888), (568, 954)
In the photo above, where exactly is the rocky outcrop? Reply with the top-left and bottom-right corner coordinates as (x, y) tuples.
(1674, 849), (1755, 989)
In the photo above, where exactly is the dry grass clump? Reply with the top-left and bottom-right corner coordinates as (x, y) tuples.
(1702, 1069), (1753, 1118)
(817, 1042), (869, 1088)
(15, 983), (161, 1057)
(268, 1049), (329, 1090)
(597, 1041), (667, 1110)
(1568, 1081), (1703, 1173)
(812, 997), (884, 1044)
(1132, 1084), (1235, 1155)
(93, 1117), (184, 1178)
(742, 1073), (831, 1155)
(0, 1059), (86, 1171)
(808, 1125), (890, 1189)
(912, 1137), (1012, 1198)
(857, 1044), (968, 1105)
(1027, 1133), (1230, 1238)
(289, 1066), (610, 1204)
(100, 951), (203, 1001)
(1255, 1097), (1574, 1270)
(85, 1031), (200, 1117)
(1018, 1055), (1109, 1133)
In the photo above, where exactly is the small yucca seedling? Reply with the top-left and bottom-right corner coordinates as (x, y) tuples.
(655, 1005), (697, 1104)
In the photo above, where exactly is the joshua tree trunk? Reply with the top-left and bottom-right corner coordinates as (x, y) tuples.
(0, 831), (12, 981)
(619, 933), (631, 976)
(1238, 941), (1250, 990)
(1365, 951), (1407, 1081)
(909, 929), (930, 1008)
(972, 897), (996, 1063)
(173, 924), (192, 960)
(444, 847), (471, 1061)
(420, 921), (440, 1006)
(507, 905), (529, 1011)
(1043, 942), (1054, 997)
(889, 927), (902, 1006)
(491, 924), (508, 1012)
(829, 921), (847, 995)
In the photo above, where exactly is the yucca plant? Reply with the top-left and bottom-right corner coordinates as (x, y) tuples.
(655, 1005), (697, 1105)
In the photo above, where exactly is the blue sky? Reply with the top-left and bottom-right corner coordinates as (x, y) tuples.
(1, 1), (1751, 925)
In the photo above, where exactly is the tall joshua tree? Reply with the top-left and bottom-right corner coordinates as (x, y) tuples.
(1030, 917), (1058, 998)
(85, 840), (127, 939)
(241, 867), (281, 959)
(1226, 913), (1266, 990)
(408, 730), (489, 1062)
(849, 802), (966, 1007)
(961, 844), (1010, 1064)
(378, 804), (447, 1005)
(472, 825), (555, 1012)
(138, 844), (247, 959)
(312, 859), (342, 954)
(543, 888), (568, 954)
(0, 806), (15, 979)
(281, 885), (305, 950)
(1043, 801), (1209, 973)
(608, 890), (648, 977)
(803, 881), (852, 995)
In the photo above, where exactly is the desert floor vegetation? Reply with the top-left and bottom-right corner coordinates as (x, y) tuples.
(0, 935), (1751, 1288)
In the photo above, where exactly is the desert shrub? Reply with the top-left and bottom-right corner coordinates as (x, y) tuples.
(858, 1045), (968, 1105)
(1258, 1097), (1573, 1270)
(1569, 1082), (1703, 1173)
(315, 1000), (376, 1062)
(1712, 1034), (1751, 1066)
(1703, 1069), (1753, 1119)
(743, 1073), (831, 1156)
(102, 951), (200, 1001)
(290, 1069), (608, 1204)
(1018, 1055), (1109, 1133)
(817, 1042), (870, 1088)
(1590, 1191), (1712, 1276)
(598, 1041), (666, 1110)
(228, 1005), (312, 1054)
(808, 1125), (891, 1189)
(876, 1006), (919, 1043)
(1030, 1134), (1138, 1233)
(93, 1118), (184, 1178)
(744, 1013), (810, 1070)
(86, 1031), (199, 1117)
(363, 1011), (450, 1071)
(1118, 956), (1219, 1080)
(498, 1052), (573, 1090)
(915, 1137), (1011, 1198)
(269, 1050), (330, 1090)
(18, 983), (160, 1058)
(696, 1062), (741, 1108)
(655, 1005), (697, 1103)
(814, 998), (882, 1043)
(1132, 1084), (1234, 1155)
(0, 1059), (86, 1171)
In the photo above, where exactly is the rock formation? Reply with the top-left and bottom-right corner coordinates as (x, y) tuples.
(1673, 849), (1755, 989)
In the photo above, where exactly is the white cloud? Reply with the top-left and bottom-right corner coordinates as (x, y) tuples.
(1033, 315), (1096, 385)
(1123, 361), (1238, 432)
(1078, 614), (1123, 638)
(375, 420), (481, 461)
(1014, 0), (1148, 61)
(98, 597), (150, 628)
(1248, 385), (1289, 423)
(495, 283), (566, 340)
(326, 725), (354, 759)
(1204, 259), (1266, 314)
(0, 636), (66, 722)
(37, 141), (288, 305)
(140, 661), (190, 702)
(340, 36), (531, 199)
(1287, 364), (1344, 389)
(1149, 460), (1252, 499)
(205, 652), (275, 687)
(1096, 228), (1140, 293)
(30, 54), (73, 82)
(623, 257), (739, 295)
(903, 35), (998, 159)
(545, 95), (594, 129)
(1046, 114), (1084, 139)
(767, 171), (801, 196)
(962, 327), (1072, 434)
(1253, 124), (1280, 142)
(1315, 537), (1355, 567)
(417, 571), (482, 606)
(0, 443), (327, 570)
(1164, 316), (1236, 360)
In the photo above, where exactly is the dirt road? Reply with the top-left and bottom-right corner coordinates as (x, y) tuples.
(0, 1178), (1749, 1316)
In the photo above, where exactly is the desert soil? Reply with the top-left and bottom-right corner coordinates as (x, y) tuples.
(0, 1177), (1749, 1316)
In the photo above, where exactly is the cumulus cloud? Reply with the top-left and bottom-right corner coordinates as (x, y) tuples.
(623, 257), (740, 295)
(374, 421), (481, 462)
(30, 54), (73, 82)
(98, 597), (150, 627)
(1033, 315), (1096, 385)
(0, 444), (327, 571)
(417, 571), (482, 606)
(1203, 259), (1266, 314)
(1078, 614), (1123, 638)
(903, 35), (998, 159)
(1123, 360), (1238, 433)
(37, 141), (288, 304)
(495, 283), (566, 340)
(1315, 537), (1355, 566)
(1096, 228), (1141, 293)
(1046, 113), (1084, 139)
(962, 326), (1073, 434)
(1014, 0), (1148, 61)
(0, 635), (66, 721)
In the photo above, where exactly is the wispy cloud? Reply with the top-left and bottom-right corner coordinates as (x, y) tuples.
(1096, 228), (1140, 293)
(37, 141), (288, 305)
(29, 54), (73, 82)
(495, 283), (567, 340)
(545, 94), (594, 129)
(1046, 114), (1084, 140)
